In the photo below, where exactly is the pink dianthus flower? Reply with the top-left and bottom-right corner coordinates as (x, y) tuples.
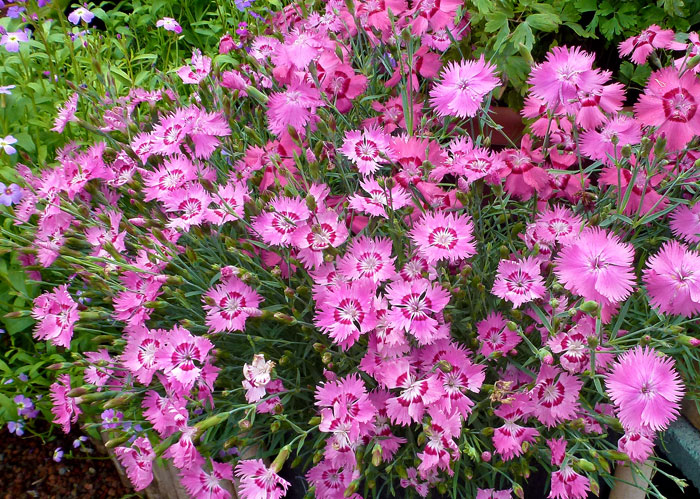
(429, 56), (499, 119)
(643, 240), (700, 317)
(410, 211), (476, 265)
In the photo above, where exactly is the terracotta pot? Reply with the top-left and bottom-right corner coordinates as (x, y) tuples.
(465, 106), (525, 147)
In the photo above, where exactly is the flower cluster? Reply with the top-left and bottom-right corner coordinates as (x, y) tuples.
(3, 2), (700, 499)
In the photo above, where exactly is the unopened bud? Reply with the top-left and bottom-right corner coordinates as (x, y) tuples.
(271, 445), (291, 473)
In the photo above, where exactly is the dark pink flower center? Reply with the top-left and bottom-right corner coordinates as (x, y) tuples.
(428, 226), (458, 250)
(662, 87), (697, 123)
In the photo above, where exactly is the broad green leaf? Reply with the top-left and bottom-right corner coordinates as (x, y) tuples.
(485, 12), (508, 33)
(575, 0), (598, 12)
(526, 13), (561, 32)
(512, 23), (535, 51)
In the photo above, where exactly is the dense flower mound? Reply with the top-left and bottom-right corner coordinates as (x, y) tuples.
(2, 2), (700, 499)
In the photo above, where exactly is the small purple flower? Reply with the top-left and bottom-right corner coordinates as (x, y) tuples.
(18, 373), (28, 382)
(0, 85), (15, 95)
(0, 183), (23, 206)
(8, 421), (24, 436)
(156, 17), (182, 34)
(53, 447), (64, 462)
(1, 30), (29, 52)
(73, 435), (88, 448)
(234, 0), (253, 11)
(68, 5), (94, 25)
(14, 394), (34, 417)
(0, 136), (17, 155)
(100, 409), (123, 429)
(7, 6), (26, 18)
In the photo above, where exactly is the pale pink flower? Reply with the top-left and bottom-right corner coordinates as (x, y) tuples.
(115, 437), (155, 491)
(670, 204), (700, 243)
(166, 424), (203, 469)
(429, 56), (499, 118)
(384, 361), (443, 425)
(410, 211), (476, 265)
(235, 459), (290, 499)
(417, 409), (461, 478)
(306, 460), (357, 499)
(156, 17), (182, 34)
(634, 66), (700, 151)
(619, 25), (684, 64)
(554, 227), (636, 307)
(530, 365), (582, 427)
(203, 277), (263, 333)
(643, 241), (700, 316)
(492, 257), (546, 308)
(477, 312), (521, 358)
(549, 466), (590, 499)
(606, 346), (684, 431)
(32, 285), (79, 348)
(242, 354), (275, 403)
(142, 391), (187, 438)
(339, 126), (395, 175)
(49, 374), (81, 433)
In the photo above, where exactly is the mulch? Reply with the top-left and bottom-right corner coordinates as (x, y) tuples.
(0, 426), (133, 499)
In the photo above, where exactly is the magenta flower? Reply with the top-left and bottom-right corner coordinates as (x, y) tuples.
(337, 236), (396, 283)
(579, 114), (642, 166)
(643, 241), (700, 317)
(51, 93), (79, 133)
(384, 361), (443, 425)
(606, 346), (684, 431)
(410, 211), (476, 265)
(314, 279), (377, 349)
(291, 210), (348, 269)
(0, 135), (18, 154)
(493, 393), (539, 460)
(177, 49), (211, 84)
(49, 374), (81, 433)
(163, 185), (212, 231)
(156, 17), (182, 34)
(385, 278), (451, 345)
(670, 204), (700, 244)
(619, 25), (684, 65)
(306, 460), (357, 499)
(120, 327), (165, 385)
(68, 6), (94, 24)
(235, 459), (290, 499)
(554, 227), (635, 308)
(618, 429), (655, 463)
(348, 178), (411, 218)
(477, 489), (513, 499)
(181, 459), (233, 499)
(267, 79), (324, 136)
(155, 325), (214, 391)
(549, 466), (590, 499)
(477, 311), (521, 358)
(530, 365), (581, 427)
(0, 183), (23, 206)
(416, 409), (461, 478)
(1, 30), (29, 52)
(492, 257), (546, 308)
(634, 66), (700, 151)
(252, 196), (310, 246)
(339, 126), (395, 176)
(429, 56), (499, 119)
(535, 205), (583, 245)
(203, 277), (263, 333)
(528, 46), (596, 109)
(31, 285), (79, 348)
